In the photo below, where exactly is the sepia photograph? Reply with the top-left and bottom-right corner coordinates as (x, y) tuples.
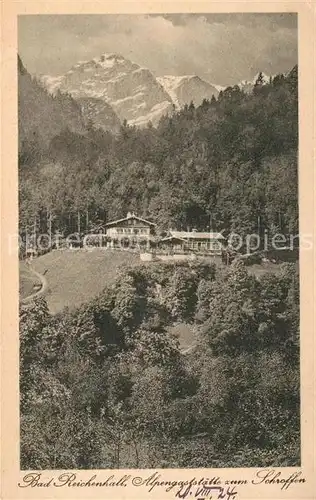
(17, 12), (301, 472)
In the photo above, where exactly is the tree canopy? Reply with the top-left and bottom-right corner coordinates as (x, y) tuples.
(19, 67), (298, 242)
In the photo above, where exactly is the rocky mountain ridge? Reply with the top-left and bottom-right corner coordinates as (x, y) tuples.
(36, 53), (276, 130)
(157, 75), (219, 109)
(39, 53), (173, 128)
(38, 53), (222, 128)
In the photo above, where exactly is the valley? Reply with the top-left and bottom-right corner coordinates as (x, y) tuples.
(18, 19), (300, 471)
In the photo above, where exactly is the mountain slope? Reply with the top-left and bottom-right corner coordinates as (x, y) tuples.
(157, 75), (219, 109)
(41, 53), (174, 128)
(18, 55), (85, 154)
(76, 97), (121, 132)
(37, 52), (276, 129)
(39, 73), (121, 133)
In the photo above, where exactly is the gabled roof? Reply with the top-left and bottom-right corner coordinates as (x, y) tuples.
(105, 213), (156, 227)
(170, 230), (225, 240)
(160, 236), (188, 243)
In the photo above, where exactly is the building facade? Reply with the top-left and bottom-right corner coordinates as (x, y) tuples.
(104, 213), (225, 255)
(158, 230), (225, 255)
(105, 212), (156, 249)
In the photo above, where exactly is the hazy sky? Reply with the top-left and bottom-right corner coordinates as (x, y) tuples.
(18, 13), (297, 86)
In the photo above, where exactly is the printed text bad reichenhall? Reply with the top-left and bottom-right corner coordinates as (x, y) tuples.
(18, 469), (306, 494)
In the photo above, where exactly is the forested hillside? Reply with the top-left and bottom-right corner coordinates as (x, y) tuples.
(19, 66), (298, 241)
(19, 57), (300, 468)
(18, 56), (86, 165)
(20, 260), (300, 468)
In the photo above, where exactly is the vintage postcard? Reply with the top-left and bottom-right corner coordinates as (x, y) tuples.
(1, 1), (315, 499)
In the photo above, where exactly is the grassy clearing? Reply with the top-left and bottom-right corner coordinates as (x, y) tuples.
(20, 262), (42, 300)
(167, 323), (196, 351)
(24, 247), (289, 315)
(30, 249), (139, 314)
(246, 261), (287, 277)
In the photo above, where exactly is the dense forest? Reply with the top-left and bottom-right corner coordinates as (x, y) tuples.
(19, 62), (300, 468)
(20, 260), (300, 468)
(19, 66), (298, 242)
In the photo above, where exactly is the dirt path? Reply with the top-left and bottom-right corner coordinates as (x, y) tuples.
(180, 344), (196, 355)
(20, 265), (48, 305)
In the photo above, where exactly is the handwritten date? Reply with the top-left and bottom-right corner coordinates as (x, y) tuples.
(175, 484), (238, 500)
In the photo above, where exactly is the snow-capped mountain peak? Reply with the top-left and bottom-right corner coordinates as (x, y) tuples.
(157, 74), (219, 109)
(39, 53), (173, 128)
(37, 74), (65, 95)
(39, 52), (270, 129)
(91, 53), (127, 68)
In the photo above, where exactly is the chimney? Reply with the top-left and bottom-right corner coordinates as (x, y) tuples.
(127, 211), (132, 218)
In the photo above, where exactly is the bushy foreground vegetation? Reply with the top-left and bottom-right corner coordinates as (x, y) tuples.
(20, 260), (300, 469)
